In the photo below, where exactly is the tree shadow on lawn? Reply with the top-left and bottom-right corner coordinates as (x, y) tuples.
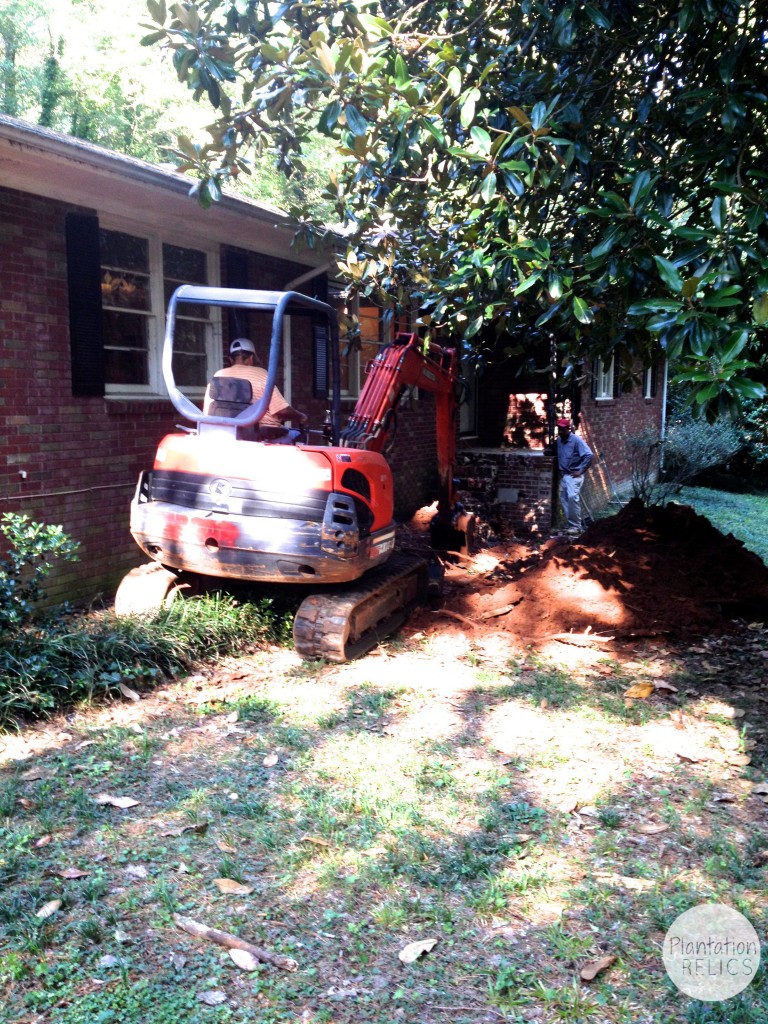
(0, 650), (767, 1024)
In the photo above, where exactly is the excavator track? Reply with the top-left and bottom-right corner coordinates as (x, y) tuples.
(293, 553), (429, 662)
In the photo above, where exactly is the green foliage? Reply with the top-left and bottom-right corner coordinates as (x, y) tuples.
(0, 513), (79, 635)
(143, 0), (768, 416)
(0, 513), (292, 726)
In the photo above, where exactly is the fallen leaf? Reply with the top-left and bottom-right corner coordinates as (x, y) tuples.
(36, 899), (62, 919)
(229, 948), (260, 972)
(98, 954), (121, 968)
(114, 927), (132, 943)
(751, 782), (768, 796)
(675, 751), (700, 764)
(118, 682), (141, 702)
(21, 767), (54, 782)
(262, 752), (279, 767)
(653, 681), (678, 694)
(712, 792), (737, 804)
(624, 683), (655, 699)
(301, 836), (332, 848)
(216, 839), (237, 854)
(57, 867), (89, 879)
(125, 865), (148, 881)
(398, 937), (438, 964)
(34, 835), (52, 848)
(197, 990), (227, 1006)
(360, 847), (388, 857)
(225, 711), (239, 724)
(213, 878), (254, 896)
(161, 822), (210, 838)
(635, 822), (669, 835)
(94, 794), (140, 809)
(580, 954), (616, 981)
(17, 798), (35, 809)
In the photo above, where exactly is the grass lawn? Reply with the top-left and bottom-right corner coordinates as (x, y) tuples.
(674, 487), (768, 566)
(1, 620), (767, 1023)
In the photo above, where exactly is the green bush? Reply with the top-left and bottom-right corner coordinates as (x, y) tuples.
(0, 513), (294, 727)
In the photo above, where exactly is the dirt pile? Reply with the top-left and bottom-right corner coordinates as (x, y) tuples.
(407, 499), (768, 644)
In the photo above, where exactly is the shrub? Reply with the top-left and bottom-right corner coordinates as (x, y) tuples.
(0, 513), (294, 727)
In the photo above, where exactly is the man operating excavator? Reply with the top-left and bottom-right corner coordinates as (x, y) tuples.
(203, 337), (307, 442)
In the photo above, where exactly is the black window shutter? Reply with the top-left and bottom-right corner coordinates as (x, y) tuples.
(612, 358), (621, 399)
(591, 359), (598, 399)
(313, 321), (329, 399)
(649, 361), (658, 398)
(66, 213), (104, 397)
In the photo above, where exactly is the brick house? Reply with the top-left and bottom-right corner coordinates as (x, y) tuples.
(0, 115), (441, 603)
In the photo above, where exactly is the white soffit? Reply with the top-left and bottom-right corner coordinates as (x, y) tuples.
(0, 115), (319, 263)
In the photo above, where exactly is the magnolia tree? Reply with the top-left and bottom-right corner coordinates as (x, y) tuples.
(143, 0), (768, 415)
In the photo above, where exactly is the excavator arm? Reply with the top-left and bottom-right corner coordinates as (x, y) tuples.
(340, 332), (462, 535)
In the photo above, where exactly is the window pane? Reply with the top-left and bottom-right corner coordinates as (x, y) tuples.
(175, 352), (208, 388)
(163, 243), (207, 282)
(103, 311), (149, 385)
(101, 269), (150, 311)
(173, 320), (208, 387)
(100, 230), (148, 273)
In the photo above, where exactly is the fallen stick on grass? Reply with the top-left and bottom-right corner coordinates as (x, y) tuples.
(173, 914), (298, 972)
(432, 609), (476, 628)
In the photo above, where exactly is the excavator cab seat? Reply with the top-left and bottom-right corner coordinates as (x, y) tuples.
(206, 376), (292, 443)
(207, 376), (253, 418)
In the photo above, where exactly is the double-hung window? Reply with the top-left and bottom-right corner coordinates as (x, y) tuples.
(99, 226), (217, 397)
(593, 356), (615, 400)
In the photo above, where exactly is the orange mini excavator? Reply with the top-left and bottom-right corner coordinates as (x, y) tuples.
(115, 286), (468, 660)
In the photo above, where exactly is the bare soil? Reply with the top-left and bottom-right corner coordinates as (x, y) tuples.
(403, 498), (768, 653)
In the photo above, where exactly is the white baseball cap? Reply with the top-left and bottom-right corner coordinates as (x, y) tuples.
(230, 337), (256, 355)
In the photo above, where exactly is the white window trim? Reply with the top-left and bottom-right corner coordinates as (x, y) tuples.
(643, 365), (655, 400)
(594, 356), (615, 400)
(100, 216), (221, 401)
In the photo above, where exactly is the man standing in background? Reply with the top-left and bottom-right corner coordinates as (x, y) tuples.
(555, 417), (593, 536)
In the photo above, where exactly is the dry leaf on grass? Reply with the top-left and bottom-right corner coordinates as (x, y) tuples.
(624, 683), (655, 699)
(301, 836), (332, 848)
(118, 682), (141, 702)
(751, 782), (768, 796)
(213, 878), (254, 896)
(17, 797), (34, 809)
(197, 990), (227, 1006)
(216, 839), (237, 854)
(635, 822), (669, 835)
(653, 681), (678, 694)
(398, 937), (438, 964)
(21, 767), (54, 782)
(580, 954), (616, 981)
(36, 899), (62, 919)
(229, 948), (261, 972)
(57, 867), (89, 879)
(262, 752), (279, 768)
(34, 835), (52, 848)
(94, 794), (140, 809)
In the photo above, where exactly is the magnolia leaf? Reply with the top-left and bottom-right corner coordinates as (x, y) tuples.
(262, 752), (279, 768)
(624, 683), (655, 699)
(229, 948), (261, 972)
(94, 794), (140, 809)
(750, 782), (768, 796)
(653, 681), (678, 694)
(34, 835), (52, 848)
(36, 899), (62, 919)
(754, 292), (768, 325)
(572, 296), (594, 324)
(580, 954), (616, 981)
(21, 766), (54, 782)
(301, 835), (332, 848)
(118, 682), (141, 702)
(635, 822), (669, 835)
(654, 255), (683, 293)
(344, 104), (369, 137)
(213, 878), (254, 895)
(398, 937), (438, 964)
(314, 41), (336, 76)
(216, 839), (237, 853)
(57, 867), (89, 879)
